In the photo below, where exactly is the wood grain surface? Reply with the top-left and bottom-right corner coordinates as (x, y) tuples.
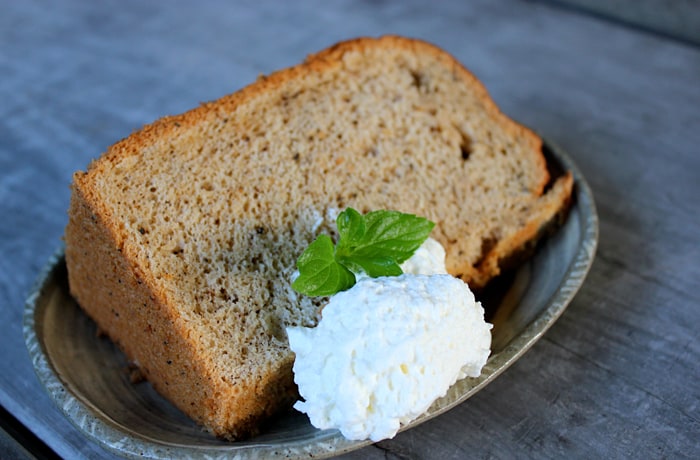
(1, 1), (698, 458)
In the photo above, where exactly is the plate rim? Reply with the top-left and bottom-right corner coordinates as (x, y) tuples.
(23, 139), (598, 459)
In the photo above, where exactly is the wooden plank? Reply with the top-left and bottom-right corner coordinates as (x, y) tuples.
(548, 0), (700, 44)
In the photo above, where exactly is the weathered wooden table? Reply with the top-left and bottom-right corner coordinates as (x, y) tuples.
(2, 1), (698, 458)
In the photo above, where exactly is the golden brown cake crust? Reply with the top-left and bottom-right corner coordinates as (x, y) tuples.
(65, 35), (573, 439)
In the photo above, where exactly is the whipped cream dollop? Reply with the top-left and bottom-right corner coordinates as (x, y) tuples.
(286, 238), (492, 441)
(398, 236), (448, 276)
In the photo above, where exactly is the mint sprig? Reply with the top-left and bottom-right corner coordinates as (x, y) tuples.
(292, 208), (435, 297)
(292, 234), (356, 297)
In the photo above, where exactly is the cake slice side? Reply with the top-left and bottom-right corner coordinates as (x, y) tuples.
(65, 173), (301, 439)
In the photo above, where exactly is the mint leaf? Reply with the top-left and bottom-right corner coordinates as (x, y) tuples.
(292, 234), (355, 296)
(353, 210), (435, 263)
(292, 208), (435, 297)
(337, 255), (403, 278)
(336, 207), (366, 243)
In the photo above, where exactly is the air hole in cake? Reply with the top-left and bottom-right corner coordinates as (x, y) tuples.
(409, 69), (424, 89)
(461, 146), (470, 160)
(475, 236), (498, 267)
(458, 129), (473, 161)
(365, 147), (378, 158)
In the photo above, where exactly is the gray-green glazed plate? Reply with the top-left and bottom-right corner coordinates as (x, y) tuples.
(24, 140), (597, 459)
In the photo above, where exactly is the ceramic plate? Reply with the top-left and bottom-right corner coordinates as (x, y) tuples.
(24, 140), (597, 459)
